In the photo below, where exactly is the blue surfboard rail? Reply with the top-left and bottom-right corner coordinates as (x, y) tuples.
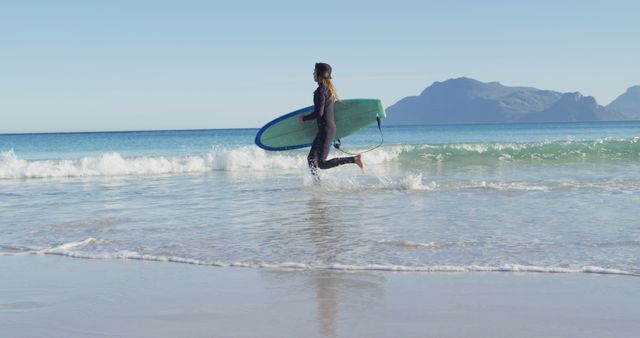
(254, 105), (314, 151)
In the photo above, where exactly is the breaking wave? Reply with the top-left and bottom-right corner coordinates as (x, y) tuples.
(2, 137), (639, 179)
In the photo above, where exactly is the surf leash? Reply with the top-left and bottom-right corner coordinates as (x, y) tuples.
(332, 116), (384, 156)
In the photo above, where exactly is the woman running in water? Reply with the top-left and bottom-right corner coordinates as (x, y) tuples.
(299, 62), (365, 180)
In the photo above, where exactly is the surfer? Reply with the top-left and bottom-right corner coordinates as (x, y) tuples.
(299, 62), (366, 180)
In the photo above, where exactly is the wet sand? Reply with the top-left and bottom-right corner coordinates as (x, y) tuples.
(1, 255), (639, 338)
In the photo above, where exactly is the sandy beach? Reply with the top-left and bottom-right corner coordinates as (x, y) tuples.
(4, 1), (640, 337)
(1, 255), (638, 338)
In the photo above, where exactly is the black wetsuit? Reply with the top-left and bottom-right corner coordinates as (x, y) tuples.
(303, 84), (355, 177)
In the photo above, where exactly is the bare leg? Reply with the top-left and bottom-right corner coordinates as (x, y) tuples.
(354, 154), (366, 173)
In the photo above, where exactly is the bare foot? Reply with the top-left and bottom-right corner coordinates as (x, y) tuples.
(354, 154), (366, 173)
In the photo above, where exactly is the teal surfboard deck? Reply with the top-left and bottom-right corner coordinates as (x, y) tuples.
(255, 99), (386, 151)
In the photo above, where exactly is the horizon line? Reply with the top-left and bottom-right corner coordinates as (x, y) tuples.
(2, 120), (639, 137)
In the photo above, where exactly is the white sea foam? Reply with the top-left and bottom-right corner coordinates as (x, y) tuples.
(0, 148), (310, 179)
(5, 146), (639, 195)
(1, 239), (637, 277)
(459, 181), (551, 191)
(47, 238), (102, 252)
(387, 240), (453, 249)
(206, 146), (307, 171)
(305, 175), (558, 192)
(3, 137), (639, 179)
(306, 173), (434, 191)
(0, 147), (408, 180)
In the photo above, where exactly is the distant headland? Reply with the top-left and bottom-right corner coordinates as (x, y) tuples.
(385, 77), (640, 125)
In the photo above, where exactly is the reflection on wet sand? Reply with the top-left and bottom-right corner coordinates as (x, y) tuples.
(306, 193), (385, 337)
(312, 271), (386, 337)
(260, 269), (386, 337)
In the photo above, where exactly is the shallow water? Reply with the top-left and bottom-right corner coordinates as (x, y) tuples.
(1, 122), (640, 275)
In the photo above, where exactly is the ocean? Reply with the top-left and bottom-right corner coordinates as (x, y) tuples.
(1, 121), (639, 276)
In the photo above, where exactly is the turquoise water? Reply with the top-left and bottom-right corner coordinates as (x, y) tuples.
(1, 122), (639, 275)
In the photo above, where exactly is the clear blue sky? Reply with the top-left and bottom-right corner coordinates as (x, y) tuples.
(1, 0), (639, 133)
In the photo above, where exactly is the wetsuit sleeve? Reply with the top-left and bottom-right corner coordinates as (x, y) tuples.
(303, 89), (326, 121)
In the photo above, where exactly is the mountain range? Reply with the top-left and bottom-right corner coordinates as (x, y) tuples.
(607, 85), (640, 119)
(385, 77), (639, 125)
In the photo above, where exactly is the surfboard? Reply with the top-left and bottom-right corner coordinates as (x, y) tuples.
(255, 99), (386, 151)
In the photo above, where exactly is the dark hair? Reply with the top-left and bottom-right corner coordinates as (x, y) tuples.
(314, 62), (338, 100)
(315, 62), (332, 79)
